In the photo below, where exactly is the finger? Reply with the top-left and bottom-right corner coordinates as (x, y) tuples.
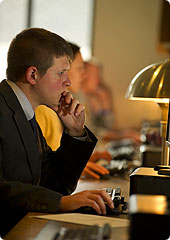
(83, 167), (101, 179)
(74, 104), (85, 116)
(85, 199), (102, 215)
(63, 92), (73, 105)
(87, 162), (109, 172)
(59, 95), (69, 108)
(89, 193), (106, 215)
(94, 166), (109, 175)
(89, 151), (112, 162)
(96, 165), (109, 174)
(68, 98), (80, 114)
(68, 100), (85, 116)
(91, 190), (114, 209)
(91, 163), (109, 174)
(87, 162), (109, 175)
(73, 191), (103, 214)
(101, 191), (114, 209)
(61, 91), (67, 97)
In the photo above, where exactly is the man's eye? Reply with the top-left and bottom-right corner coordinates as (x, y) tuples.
(58, 71), (64, 76)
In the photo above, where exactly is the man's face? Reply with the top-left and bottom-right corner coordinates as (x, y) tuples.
(83, 64), (100, 93)
(34, 56), (71, 109)
(68, 52), (86, 93)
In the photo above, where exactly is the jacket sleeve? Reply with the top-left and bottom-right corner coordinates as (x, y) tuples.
(39, 126), (98, 195)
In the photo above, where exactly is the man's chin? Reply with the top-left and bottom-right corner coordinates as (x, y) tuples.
(46, 103), (60, 112)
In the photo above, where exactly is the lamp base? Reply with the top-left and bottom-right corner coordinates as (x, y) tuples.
(130, 167), (170, 197)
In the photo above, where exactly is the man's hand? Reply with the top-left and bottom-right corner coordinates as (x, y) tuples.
(56, 91), (85, 137)
(89, 151), (112, 162)
(59, 190), (114, 215)
(81, 162), (109, 179)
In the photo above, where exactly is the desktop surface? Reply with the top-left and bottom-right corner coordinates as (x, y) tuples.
(34, 220), (128, 240)
(4, 213), (129, 240)
(4, 176), (130, 240)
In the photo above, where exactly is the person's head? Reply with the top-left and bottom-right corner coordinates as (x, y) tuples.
(6, 27), (73, 82)
(67, 42), (86, 93)
(6, 28), (74, 110)
(83, 58), (102, 93)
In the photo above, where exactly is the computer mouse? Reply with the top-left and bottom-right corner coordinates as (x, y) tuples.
(73, 205), (121, 216)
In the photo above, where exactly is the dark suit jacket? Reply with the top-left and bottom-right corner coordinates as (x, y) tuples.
(0, 80), (97, 236)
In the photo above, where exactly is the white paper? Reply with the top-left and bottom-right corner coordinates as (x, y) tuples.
(33, 213), (129, 228)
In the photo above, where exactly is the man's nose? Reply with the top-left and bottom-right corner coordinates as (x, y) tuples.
(64, 75), (71, 87)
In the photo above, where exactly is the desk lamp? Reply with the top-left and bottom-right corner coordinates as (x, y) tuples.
(125, 59), (170, 165)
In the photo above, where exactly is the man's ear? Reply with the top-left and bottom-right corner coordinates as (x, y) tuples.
(26, 66), (38, 85)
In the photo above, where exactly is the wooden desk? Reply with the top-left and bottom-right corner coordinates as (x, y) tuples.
(4, 176), (130, 240)
(75, 175), (130, 200)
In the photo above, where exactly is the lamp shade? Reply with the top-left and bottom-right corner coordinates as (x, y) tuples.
(125, 59), (170, 165)
(125, 59), (170, 103)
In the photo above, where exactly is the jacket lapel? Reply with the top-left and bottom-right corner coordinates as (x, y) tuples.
(0, 80), (41, 184)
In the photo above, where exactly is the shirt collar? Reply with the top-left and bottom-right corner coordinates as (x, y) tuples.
(6, 79), (34, 120)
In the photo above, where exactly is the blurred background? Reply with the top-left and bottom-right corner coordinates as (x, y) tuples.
(0, 0), (169, 130)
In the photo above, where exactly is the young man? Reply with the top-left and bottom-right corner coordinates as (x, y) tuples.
(0, 28), (113, 236)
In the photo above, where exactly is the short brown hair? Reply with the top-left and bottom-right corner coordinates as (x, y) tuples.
(68, 42), (80, 60)
(6, 28), (73, 82)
